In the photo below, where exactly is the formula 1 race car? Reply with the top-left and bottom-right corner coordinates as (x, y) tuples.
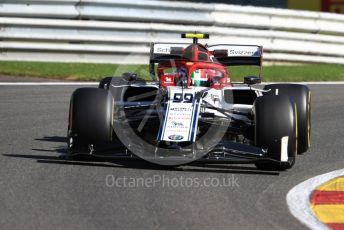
(67, 33), (311, 170)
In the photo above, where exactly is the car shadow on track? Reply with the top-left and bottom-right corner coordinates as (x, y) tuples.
(3, 153), (280, 176)
(35, 136), (67, 143)
(2, 135), (281, 176)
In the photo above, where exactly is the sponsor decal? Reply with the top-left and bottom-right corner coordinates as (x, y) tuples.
(171, 121), (184, 128)
(229, 49), (255, 56)
(154, 44), (189, 55)
(209, 45), (261, 57)
(170, 107), (192, 112)
(168, 116), (190, 120)
(156, 47), (170, 54)
(159, 89), (200, 142)
(168, 135), (184, 141)
(165, 77), (172, 82)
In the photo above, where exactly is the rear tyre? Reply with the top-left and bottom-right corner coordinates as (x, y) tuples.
(67, 88), (114, 153)
(254, 95), (297, 171)
(264, 84), (311, 154)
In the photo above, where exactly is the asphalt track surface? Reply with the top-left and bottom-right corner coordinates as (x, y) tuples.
(1, 85), (344, 230)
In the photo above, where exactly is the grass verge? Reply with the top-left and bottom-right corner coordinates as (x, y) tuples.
(1, 61), (344, 82)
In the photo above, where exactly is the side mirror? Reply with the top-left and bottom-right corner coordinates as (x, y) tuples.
(244, 76), (261, 85)
(122, 72), (137, 82)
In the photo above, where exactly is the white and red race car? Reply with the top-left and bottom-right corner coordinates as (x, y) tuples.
(67, 33), (311, 170)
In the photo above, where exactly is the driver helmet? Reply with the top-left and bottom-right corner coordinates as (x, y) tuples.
(191, 69), (209, 87)
(175, 67), (187, 86)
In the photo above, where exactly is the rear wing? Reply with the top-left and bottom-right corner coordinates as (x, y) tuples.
(149, 43), (263, 80)
(207, 44), (263, 67)
(150, 43), (262, 66)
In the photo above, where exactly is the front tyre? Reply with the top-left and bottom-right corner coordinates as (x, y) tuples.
(67, 88), (114, 154)
(254, 95), (297, 171)
(264, 84), (311, 154)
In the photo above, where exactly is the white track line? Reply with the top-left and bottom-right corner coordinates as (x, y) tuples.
(286, 169), (344, 230)
(261, 82), (344, 85)
(1, 81), (344, 86)
(0, 82), (98, 85)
